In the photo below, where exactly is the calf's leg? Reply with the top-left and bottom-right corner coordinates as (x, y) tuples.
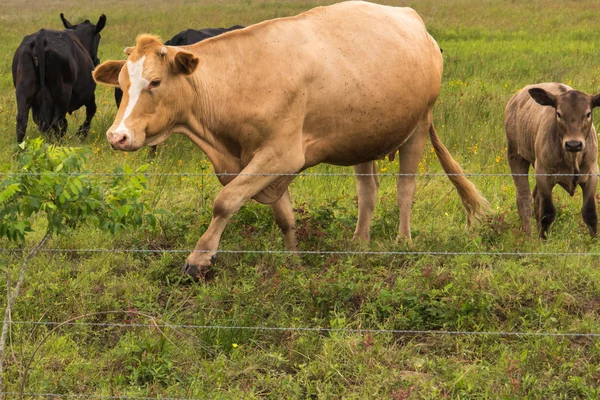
(580, 171), (598, 237)
(353, 161), (379, 241)
(533, 177), (556, 239)
(507, 146), (532, 233)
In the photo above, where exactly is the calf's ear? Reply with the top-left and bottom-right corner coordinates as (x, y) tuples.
(528, 88), (557, 108)
(168, 49), (199, 76)
(93, 60), (125, 87)
(592, 94), (600, 109)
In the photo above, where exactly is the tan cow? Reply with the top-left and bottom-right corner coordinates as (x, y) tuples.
(505, 83), (600, 238)
(93, 1), (487, 278)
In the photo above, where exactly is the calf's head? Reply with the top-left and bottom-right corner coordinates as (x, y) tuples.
(93, 35), (199, 151)
(529, 87), (600, 153)
(60, 13), (106, 66)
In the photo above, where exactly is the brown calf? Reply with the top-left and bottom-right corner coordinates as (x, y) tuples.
(505, 82), (600, 238)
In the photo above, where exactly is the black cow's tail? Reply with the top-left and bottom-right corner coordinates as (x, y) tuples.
(34, 32), (51, 132)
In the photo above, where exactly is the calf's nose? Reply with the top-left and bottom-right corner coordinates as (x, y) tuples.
(565, 140), (583, 153)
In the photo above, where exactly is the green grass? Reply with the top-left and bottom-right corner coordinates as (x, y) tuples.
(3, 0), (600, 398)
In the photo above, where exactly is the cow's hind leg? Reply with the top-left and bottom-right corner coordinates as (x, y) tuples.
(507, 145), (532, 233)
(52, 115), (68, 140)
(580, 169), (598, 237)
(15, 90), (34, 143)
(353, 161), (379, 241)
(396, 119), (429, 243)
(183, 150), (303, 279)
(78, 94), (97, 139)
(148, 146), (158, 159)
(270, 188), (298, 251)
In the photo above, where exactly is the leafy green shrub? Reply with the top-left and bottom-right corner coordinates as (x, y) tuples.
(0, 138), (161, 393)
(0, 138), (157, 240)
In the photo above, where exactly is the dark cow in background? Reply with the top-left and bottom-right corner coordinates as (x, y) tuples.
(165, 26), (245, 46)
(113, 25), (244, 107)
(12, 14), (106, 143)
(505, 82), (600, 238)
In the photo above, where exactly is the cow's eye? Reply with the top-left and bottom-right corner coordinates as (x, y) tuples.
(148, 80), (161, 89)
(586, 111), (592, 119)
(556, 112), (562, 119)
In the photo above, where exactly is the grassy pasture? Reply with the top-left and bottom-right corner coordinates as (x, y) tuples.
(2, 0), (600, 398)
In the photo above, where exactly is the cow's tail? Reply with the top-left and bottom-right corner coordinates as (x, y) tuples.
(34, 32), (50, 131)
(429, 123), (489, 226)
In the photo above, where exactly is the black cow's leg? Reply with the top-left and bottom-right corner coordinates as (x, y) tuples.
(55, 115), (68, 140)
(15, 89), (34, 143)
(533, 177), (556, 239)
(581, 171), (598, 237)
(78, 94), (97, 139)
(114, 88), (123, 108)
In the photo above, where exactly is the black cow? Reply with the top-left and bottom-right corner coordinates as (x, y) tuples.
(12, 14), (106, 143)
(113, 25), (244, 107)
(165, 26), (245, 46)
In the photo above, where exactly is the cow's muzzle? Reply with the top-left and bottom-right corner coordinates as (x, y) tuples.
(107, 131), (129, 149)
(565, 140), (583, 153)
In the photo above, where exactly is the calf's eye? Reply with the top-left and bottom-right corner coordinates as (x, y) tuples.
(149, 80), (161, 89)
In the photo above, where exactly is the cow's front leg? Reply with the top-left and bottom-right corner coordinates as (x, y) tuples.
(183, 153), (302, 279)
(533, 176), (556, 239)
(78, 94), (97, 139)
(580, 170), (598, 237)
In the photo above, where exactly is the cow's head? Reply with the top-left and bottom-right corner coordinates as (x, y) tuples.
(529, 88), (600, 153)
(93, 35), (199, 151)
(60, 13), (106, 66)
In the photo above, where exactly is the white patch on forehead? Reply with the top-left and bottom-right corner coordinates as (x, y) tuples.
(116, 55), (148, 135)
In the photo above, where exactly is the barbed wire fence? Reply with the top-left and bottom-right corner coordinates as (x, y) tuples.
(2, 169), (600, 398)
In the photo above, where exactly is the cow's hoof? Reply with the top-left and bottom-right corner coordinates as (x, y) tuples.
(182, 262), (212, 281)
(76, 126), (90, 140)
(181, 255), (217, 281)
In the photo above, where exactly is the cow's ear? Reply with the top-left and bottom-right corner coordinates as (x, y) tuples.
(528, 88), (557, 108)
(95, 14), (106, 34)
(60, 13), (75, 30)
(93, 60), (125, 87)
(169, 50), (199, 76)
(592, 94), (600, 109)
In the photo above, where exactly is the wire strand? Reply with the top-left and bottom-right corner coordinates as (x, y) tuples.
(0, 248), (597, 257)
(0, 393), (188, 400)
(8, 320), (600, 338)
(0, 171), (598, 177)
